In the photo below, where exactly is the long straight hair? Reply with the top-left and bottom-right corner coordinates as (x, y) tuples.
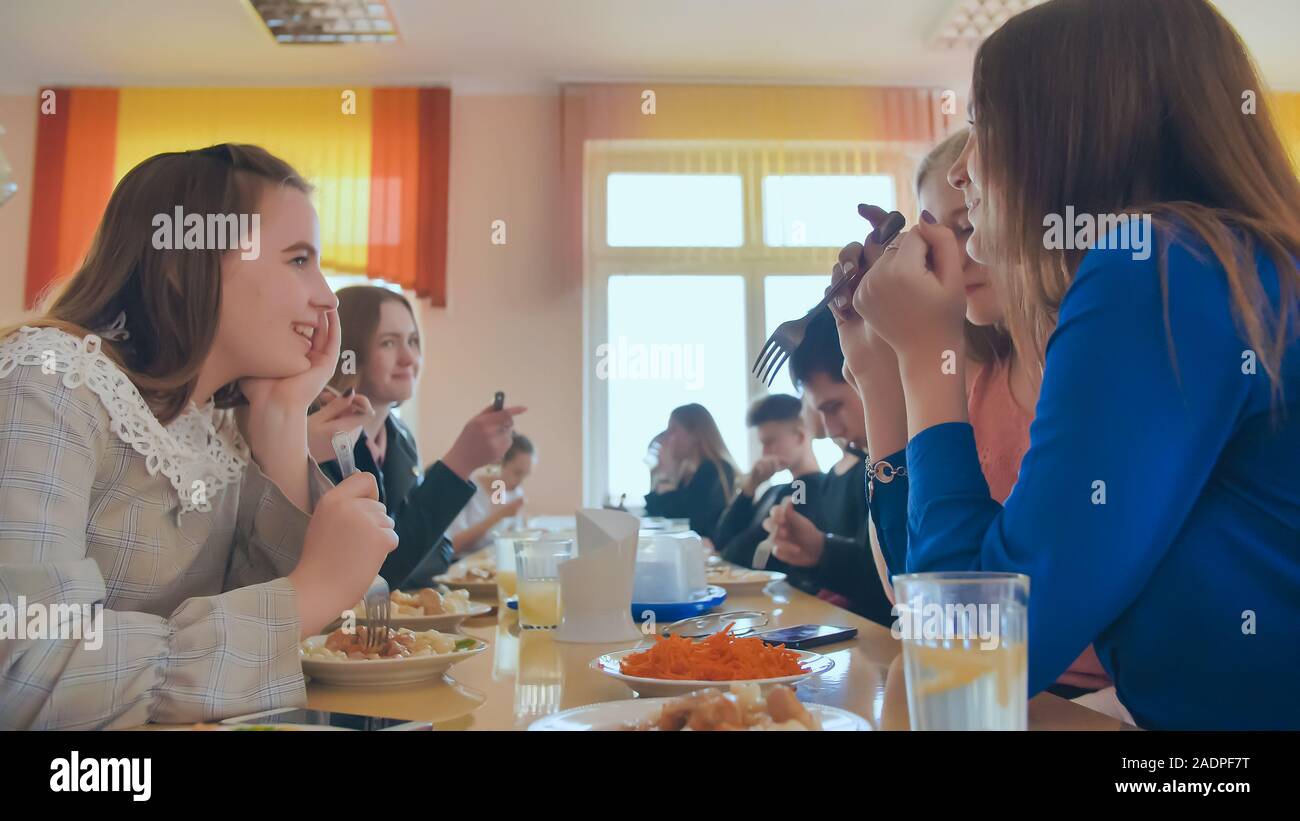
(3, 144), (312, 424)
(972, 0), (1299, 396)
(669, 403), (738, 498)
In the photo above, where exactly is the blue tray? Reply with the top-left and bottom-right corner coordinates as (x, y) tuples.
(632, 585), (727, 623)
(505, 586), (728, 623)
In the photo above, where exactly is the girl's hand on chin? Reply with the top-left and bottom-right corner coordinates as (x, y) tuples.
(855, 216), (968, 365)
(241, 308), (342, 415)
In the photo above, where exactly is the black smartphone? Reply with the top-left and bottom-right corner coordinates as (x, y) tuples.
(493, 391), (505, 411)
(749, 624), (858, 650)
(220, 707), (431, 731)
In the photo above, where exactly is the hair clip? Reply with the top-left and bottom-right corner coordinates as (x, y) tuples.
(99, 311), (130, 342)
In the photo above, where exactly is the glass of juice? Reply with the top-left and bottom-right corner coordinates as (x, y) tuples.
(514, 539), (574, 630)
(893, 572), (1030, 731)
(496, 529), (545, 601)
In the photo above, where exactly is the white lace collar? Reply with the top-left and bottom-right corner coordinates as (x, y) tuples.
(0, 326), (249, 514)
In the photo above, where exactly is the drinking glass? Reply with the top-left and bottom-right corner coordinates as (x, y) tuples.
(514, 539), (574, 629)
(893, 572), (1030, 730)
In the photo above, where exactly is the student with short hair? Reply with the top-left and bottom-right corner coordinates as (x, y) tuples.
(717, 394), (823, 566)
(761, 310), (893, 626)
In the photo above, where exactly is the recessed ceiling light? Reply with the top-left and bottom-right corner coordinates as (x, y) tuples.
(247, 0), (400, 44)
(930, 0), (1048, 49)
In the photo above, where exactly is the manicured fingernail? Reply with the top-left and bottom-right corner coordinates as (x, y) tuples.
(834, 295), (847, 309)
(921, 209), (937, 224)
(841, 261), (854, 274)
(344, 387), (354, 397)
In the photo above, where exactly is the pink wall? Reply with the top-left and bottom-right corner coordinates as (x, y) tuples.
(0, 92), (584, 516)
(413, 94), (582, 516)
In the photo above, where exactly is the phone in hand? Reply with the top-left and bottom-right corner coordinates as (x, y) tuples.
(493, 391), (505, 411)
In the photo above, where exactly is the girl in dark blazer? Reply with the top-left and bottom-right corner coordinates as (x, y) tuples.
(310, 286), (524, 588)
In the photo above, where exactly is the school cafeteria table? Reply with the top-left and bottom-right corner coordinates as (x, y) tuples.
(303, 581), (1133, 730)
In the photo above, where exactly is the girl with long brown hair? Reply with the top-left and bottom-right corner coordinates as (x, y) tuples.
(853, 0), (1299, 728)
(836, 130), (1110, 696)
(644, 403), (738, 541)
(0, 144), (397, 729)
(309, 284), (525, 584)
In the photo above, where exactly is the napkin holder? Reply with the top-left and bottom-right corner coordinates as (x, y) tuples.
(555, 508), (643, 644)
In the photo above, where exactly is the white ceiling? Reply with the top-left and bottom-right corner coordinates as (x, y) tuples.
(1, 0), (1298, 94)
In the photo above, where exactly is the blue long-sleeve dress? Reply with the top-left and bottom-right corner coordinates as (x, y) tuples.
(873, 227), (1300, 730)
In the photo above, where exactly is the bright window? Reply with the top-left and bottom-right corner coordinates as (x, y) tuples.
(605, 275), (749, 506)
(586, 142), (910, 507)
(762, 174), (895, 247)
(606, 173), (744, 247)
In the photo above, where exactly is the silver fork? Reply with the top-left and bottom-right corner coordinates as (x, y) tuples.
(331, 431), (390, 652)
(362, 575), (391, 653)
(752, 211), (906, 386)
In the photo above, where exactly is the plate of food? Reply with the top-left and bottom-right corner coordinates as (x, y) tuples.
(299, 626), (487, 687)
(529, 684), (869, 731)
(591, 624), (833, 698)
(434, 562), (498, 596)
(343, 587), (493, 632)
(705, 565), (787, 595)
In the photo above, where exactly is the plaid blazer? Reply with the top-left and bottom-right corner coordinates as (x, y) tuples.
(0, 327), (330, 729)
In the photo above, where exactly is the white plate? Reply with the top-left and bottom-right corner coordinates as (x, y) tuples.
(433, 573), (499, 597)
(705, 569), (787, 595)
(324, 601), (494, 634)
(591, 648), (833, 698)
(529, 697), (870, 731)
(383, 601), (494, 631)
(300, 636), (488, 687)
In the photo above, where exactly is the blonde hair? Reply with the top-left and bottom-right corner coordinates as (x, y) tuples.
(915, 127), (1012, 364)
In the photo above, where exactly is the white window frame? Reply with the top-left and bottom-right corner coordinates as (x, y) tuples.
(581, 139), (919, 507)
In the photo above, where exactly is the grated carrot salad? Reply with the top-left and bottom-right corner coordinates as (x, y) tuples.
(619, 624), (808, 681)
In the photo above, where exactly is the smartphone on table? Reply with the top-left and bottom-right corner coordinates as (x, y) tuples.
(220, 707), (431, 731)
(748, 624), (858, 651)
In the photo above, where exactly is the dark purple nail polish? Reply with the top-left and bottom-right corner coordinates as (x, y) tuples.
(921, 209), (937, 225)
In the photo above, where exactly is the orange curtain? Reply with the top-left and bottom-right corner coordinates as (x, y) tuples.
(24, 89), (119, 307)
(24, 86), (452, 308)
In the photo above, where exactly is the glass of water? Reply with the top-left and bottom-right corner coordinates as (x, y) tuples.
(893, 572), (1030, 731)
